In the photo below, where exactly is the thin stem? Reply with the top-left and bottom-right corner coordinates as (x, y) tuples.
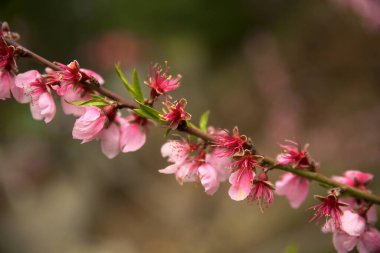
(5, 37), (137, 109)
(6, 37), (380, 205)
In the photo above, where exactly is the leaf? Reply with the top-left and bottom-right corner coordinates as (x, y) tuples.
(68, 99), (110, 107)
(133, 109), (158, 121)
(135, 100), (161, 119)
(132, 68), (144, 102)
(90, 94), (105, 100)
(199, 110), (210, 132)
(115, 64), (136, 98)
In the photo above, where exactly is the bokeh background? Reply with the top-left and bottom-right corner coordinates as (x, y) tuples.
(1, 0), (380, 252)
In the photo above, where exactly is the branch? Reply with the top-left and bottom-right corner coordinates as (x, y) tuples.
(4, 37), (137, 109)
(6, 37), (380, 206)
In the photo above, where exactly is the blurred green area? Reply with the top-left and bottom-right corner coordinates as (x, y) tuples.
(1, 0), (380, 252)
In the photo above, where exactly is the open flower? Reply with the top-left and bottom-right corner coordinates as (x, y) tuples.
(161, 98), (191, 129)
(308, 193), (349, 228)
(160, 140), (229, 195)
(61, 68), (104, 116)
(15, 70), (56, 123)
(145, 62), (181, 98)
(248, 172), (275, 212)
(212, 127), (247, 157)
(276, 140), (315, 169)
(119, 115), (147, 153)
(323, 210), (380, 253)
(333, 170), (373, 191)
(228, 151), (260, 201)
(275, 172), (310, 209)
(0, 37), (18, 101)
(72, 106), (108, 143)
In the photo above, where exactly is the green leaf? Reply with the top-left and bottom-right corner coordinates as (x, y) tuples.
(90, 94), (105, 100)
(132, 68), (144, 102)
(135, 100), (161, 119)
(133, 109), (158, 121)
(68, 99), (110, 107)
(283, 244), (298, 253)
(199, 110), (210, 132)
(115, 64), (136, 98)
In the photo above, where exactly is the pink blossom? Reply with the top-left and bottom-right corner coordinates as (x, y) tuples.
(276, 140), (314, 169)
(145, 63), (181, 98)
(159, 139), (199, 184)
(30, 92), (56, 123)
(199, 151), (230, 195)
(308, 193), (349, 227)
(61, 68), (105, 116)
(161, 98), (191, 129)
(119, 116), (147, 153)
(205, 148), (231, 182)
(275, 172), (310, 209)
(213, 127), (247, 157)
(15, 70), (56, 123)
(323, 210), (380, 253)
(161, 139), (192, 165)
(0, 37), (16, 100)
(61, 85), (90, 116)
(13, 70), (36, 103)
(228, 167), (255, 201)
(228, 152), (259, 201)
(333, 170), (373, 191)
(160, 142), (229, 195)
(99, 121), (121, 159)
(0, 70), (13, 100)
(72, 106), (107, 143)
(248, 173), (275, 212)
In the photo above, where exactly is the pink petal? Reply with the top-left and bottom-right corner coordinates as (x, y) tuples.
(322, 219), (336, 234)
(159, 164), (178, 174)
(0, 71), (12, 100)
(99, 123), (121, 159)
(161, 140), (189, 164)
(332, 232), (359, 253)
(206, 149), (231, 182)
(11, 84), (30, 103)
(366, 205), (378, 225)
(15, 70), (40, 88)
(344, 170), (374, 184)
(61, 85), (89, 116)
(341, 210), (366, 237)
(275, 172), (309, 209)
(38, 92), (56, 123)
(72, 107), (106, 143)
(199, 163), (220, 195)
(228, 169), (253, 201)
(175, 162), (197, 184)
(80, 68), (105, 85)
(30, 101), (43, 120)
(357, 227), (380, 253)
(120, 123), (146, 153)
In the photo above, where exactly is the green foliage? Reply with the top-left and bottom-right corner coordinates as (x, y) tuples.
(67, 98), (110, 107)
(199, 110), (210, 132)
(134, 100), (163, 123)
(115, 64), (144, 102)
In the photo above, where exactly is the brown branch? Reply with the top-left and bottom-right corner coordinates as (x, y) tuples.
(5, 37), (380, 206)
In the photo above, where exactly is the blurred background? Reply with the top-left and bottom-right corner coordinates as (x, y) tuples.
(1, 0), (380, 252)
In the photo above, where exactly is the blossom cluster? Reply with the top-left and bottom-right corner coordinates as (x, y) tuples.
(1, 22), (380, 252)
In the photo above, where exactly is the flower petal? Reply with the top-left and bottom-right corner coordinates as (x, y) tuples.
(120, 123), (146, 153)
(99, 123), (121, 159)
(199, 163), (220, 195)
